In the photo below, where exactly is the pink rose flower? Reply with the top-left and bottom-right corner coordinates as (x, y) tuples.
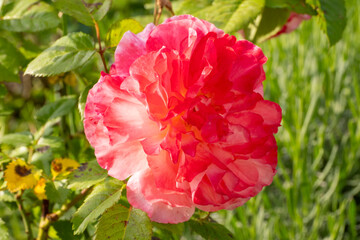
(272, 12), (311, 38)
(84, 15), (282, 223)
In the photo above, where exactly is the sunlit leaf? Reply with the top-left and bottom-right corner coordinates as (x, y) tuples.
(53, 0), (93, 26)
(0, 132), (33, 146)
(45, 182), (70, 204)
(72, 178), (124, 234)
(0, 0), (60, 32)
(105, 19), (144, 48)
(25, 32), (96, 77)
(92, 0), (112, 21)
(95, 205), (152, 240)
(68, 160), (107, 190)
(224, 0), (265, 33)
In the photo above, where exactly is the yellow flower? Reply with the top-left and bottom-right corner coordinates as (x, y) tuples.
(47, 72), (77, 86)
(51, 158), (80, 179)
(4, 159), (38, 192)
(34, 178), (47, 200)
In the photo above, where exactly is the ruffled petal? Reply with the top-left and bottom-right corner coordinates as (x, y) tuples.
(114, 24), (155, 77)
(127, 169), (195, 224)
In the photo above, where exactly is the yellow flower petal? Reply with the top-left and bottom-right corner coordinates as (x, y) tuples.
(51, 158), (80, 179)
(34, 178), (47, 200)
(4, 159), (38, 192)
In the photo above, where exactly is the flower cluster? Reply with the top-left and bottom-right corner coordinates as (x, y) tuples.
(84, 15), (282, 223)
(4, 158), (79, 199)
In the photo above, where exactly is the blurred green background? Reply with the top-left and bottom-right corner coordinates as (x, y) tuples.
(0, 0), (359, 239)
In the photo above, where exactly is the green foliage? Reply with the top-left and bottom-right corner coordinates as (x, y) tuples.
(265, 0), (317, 14)
(36, 96), (77, 123)
(95, 205), (152, 240)
(52, 0), (94, 26)
(251, 7), (290, 42)
(0, 0), (60, 32)
(53, 220), (77, 240)
(0, 218), (9, 240)
(78, 83), (94, 120)
(224, 0), (265, 33)
(25, 32), (96, 77)
(0, 84), (8, 98)
(72, 178), (124, 234)
(53, 0), (112, 25)
(188, 219), (234, 240)
(319, 0), (347, 45)
(0, 0), (355, 239)
(92, 0), (112, 22)
(105, 19), (144, 48)
(0, 132), (33, 146)
(68, 160), (108, 190)
(0, 37), (26, 82)
(45, 182), (70, 204)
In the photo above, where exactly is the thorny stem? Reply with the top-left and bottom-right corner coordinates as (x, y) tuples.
(16, 192), (33, 240)
(94, 20), (109, 73)
(36, 188), (92, 240)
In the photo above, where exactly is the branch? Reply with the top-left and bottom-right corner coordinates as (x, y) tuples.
(16, 193), (33, 240)
(94, 20), (109, 73)
(36, 188), (92, 240)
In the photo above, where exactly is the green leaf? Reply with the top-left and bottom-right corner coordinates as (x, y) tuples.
(348, 199), (357, 237)
(94, 204), (129, 240)
(251, 7), (290, 43)
(0, 64), (18, 82)
(36, 95), (77, 123)
(95, 205), (152, 240)
(188, 219), (234, 240)
(0, 132), (33, 146)
(92, 0), (112, 22)
(153, 222), (184, 236)
(105, 19), (144, 48)
(53, 0), (93, 26)
(0, 0), (60, 32)
(193, 0), (265, 33)
(25, 32), (96, 77)
(265, 0), (317, 15)
(175, 0), (213, 15)
(0, 84), (7, 97)
(37, 136), (65, 153)
(45, 182), (70, 204)
(194, 0), (242, 28)
(78, 83), (94, 120)
(68, 160), (107, 190)
(72, 178), (124, 234)
(0, 110), (13, 117)
(53, 220), (77, 240)
(319, 0), (346, 46)
(0, 191), (15, 202)
(123, 208), (152, 240)
(224, 0), (265, 33)
(0, 218), (9, 240)
(0, 37), (26, 82)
